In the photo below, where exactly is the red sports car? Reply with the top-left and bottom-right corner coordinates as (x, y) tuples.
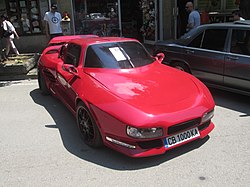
(38, 36), (215, 157)
(47, 34), (98, 46)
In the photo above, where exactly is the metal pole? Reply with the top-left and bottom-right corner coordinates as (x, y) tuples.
(118, 0), (122, 36)
(71, 0), (75, 34)
(159, 0), (163, 41)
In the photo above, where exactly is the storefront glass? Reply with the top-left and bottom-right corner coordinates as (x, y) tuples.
(197, 0), (238, 23)
(5, 0), (44, 35)
(73, 0), (119, 36)
(225, 0), (239, 10)
(197, 0), (238, 12)
(197, 0), (222, 11)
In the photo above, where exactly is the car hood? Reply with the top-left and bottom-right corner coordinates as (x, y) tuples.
(85, 63), (206, 114)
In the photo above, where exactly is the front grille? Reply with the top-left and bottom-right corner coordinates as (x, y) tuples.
(137, 139), (163, 149)
(168, 118), (201, 135)
(198, 120), (211, 131)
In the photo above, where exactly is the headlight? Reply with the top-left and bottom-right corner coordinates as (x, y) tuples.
(127, 126), (163, 139)
(201, 109), (214, 124)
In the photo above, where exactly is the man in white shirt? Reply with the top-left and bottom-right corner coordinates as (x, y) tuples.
(44, 4), (63, 39)
(185, 2), (200, 32)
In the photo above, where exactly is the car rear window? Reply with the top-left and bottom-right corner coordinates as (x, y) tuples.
(84, 41), (154, 69)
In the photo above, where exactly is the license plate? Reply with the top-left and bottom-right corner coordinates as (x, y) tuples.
(164, 127), (200, 148)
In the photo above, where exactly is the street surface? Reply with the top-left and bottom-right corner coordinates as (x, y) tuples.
(0, 79), (249, 186)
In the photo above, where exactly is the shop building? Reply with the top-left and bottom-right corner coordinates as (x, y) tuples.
(0, 0), (239, 53)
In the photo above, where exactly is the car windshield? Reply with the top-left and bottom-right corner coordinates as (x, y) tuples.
(85, 41), (155, 69)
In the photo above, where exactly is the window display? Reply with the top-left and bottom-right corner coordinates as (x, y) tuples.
(198, 0), (238, 23)
(140, 0), (156, 42)
(74, 0), (119, 36)
(226, 0), (239, 10)
(6, 0), (42, 35)
(198, 0), (238, 12)
(197, 0), (221, 11)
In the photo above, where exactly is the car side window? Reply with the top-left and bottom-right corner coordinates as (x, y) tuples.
(65, 44), (81, 67)
(85, 47), (103, 68)
(231, 29), (250, 56)
(188, 32), (203, 48)
(201, 29), (228, 51)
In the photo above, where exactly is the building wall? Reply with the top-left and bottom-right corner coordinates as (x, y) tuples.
(3, 0), (170, 54)
(16, 35), (48, 53)
(162, 0), (175, 40)
(1, 0), (73, 54)
(1, 0), (242, 55)
(1, 0), (49, 53)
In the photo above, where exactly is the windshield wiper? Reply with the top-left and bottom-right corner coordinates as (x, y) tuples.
(118, 45), (135, 68)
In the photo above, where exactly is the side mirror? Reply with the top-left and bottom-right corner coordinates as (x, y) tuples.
(62, 64), (79, 77)
(156, 53), (165, 63)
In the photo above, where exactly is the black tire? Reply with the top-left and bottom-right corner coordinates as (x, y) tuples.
(172, 62), (190, 73)
(77, 102), (103, 148)
(38, 70), (50, 95)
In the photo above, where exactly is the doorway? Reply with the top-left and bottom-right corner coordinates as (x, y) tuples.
(120, 0), (143, 41)
(177, 0), (193, 38)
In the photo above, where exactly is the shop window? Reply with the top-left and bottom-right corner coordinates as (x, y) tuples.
(197, 0), (222, 11)
(6, 0), (42, 35)
(74, 0), (119, 36)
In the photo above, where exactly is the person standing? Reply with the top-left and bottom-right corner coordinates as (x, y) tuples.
(0, 14), (20, 56)
(185, 2), (200, 32)
(43, 4), (63, 39)
(232, 10), (245, 21)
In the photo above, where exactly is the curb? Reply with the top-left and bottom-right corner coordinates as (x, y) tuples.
(0, 53), (39, 81)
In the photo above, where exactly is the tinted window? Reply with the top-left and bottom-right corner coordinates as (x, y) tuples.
(188, 32), (203, 48)
(201, 29), (227, 51)
(231, 29), (250, 56)
(65, 44), (81, 66)
(85, 41), (154, 69)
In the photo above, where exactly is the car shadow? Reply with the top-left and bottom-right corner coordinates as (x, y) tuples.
(209, 88), (250, 117)
(30, 88), (209, 170)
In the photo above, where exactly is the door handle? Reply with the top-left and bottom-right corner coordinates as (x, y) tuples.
(226, 56), (239, 60)
(185, 49), (194, 54)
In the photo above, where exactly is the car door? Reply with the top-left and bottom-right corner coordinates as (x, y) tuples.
(183, 28), (228, 85)
(56, 43), (82, 111)
(224, 28), (250, 92)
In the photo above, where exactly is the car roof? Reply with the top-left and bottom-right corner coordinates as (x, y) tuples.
(69, 37), (138, 46)
(198, 20), (250, 29)
(48, 35), (99, 45)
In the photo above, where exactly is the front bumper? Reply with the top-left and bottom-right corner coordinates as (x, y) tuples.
(103, 121), (214, 158)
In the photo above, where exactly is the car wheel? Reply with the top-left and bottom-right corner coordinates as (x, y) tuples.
(172, 62), (190, 73)
(77, 102), (103, 148)
(38, 70), (50, 95)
